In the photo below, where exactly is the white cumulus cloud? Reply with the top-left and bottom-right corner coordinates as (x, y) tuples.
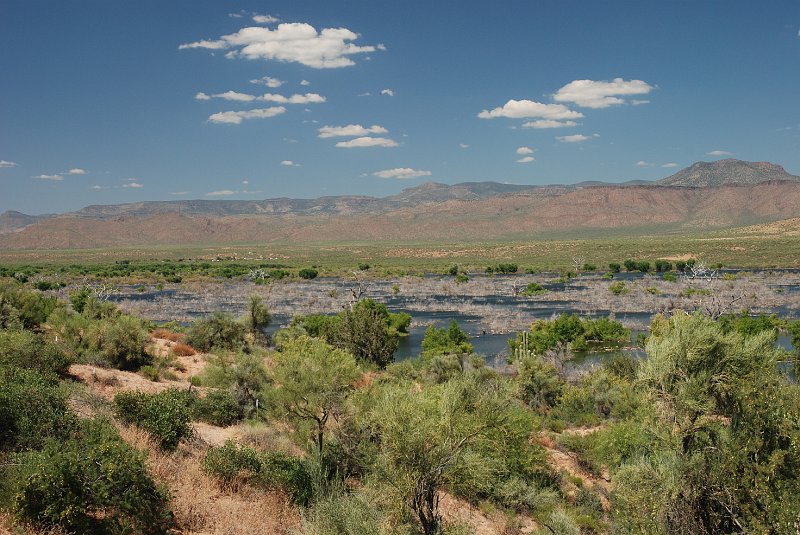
(381, 88), (395, 97)
(522, 119), (578, 129)
(66, 168), (87, 175)
(516, 156), (535, 164)
(32, 174), (63, 180)
(201, 91), (325, 104)
(208, 106), (286, 124)
(280, 160), (300, 167)
(516, 146), (534, 155)
(478, 99), (583, 120)
(636, 161), (655, 167)
(318, 124), (388, 138)
(250, 76), (284, 87)
(195, 92), (211, 100)
(459, 143), (469, 148)
(122, 181), (143, 188)
(335, 137), (398, 148)
(707, 150), (732, 156)
(553, 78), (654, 109)
(179, 22), (382, 69)
(300, 79), (310, 86)
(373, 168), (431, 179)
(0, 160), (19, 168)
(662, 162), (679, 168)
(556, 134), (597, 143)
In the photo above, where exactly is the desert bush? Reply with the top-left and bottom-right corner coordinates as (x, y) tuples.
(609, 281), (628, 295)
(522, 282), (547, 296)
(302, 492), (384, 535)
(0, 330), (71, 376)
(654, 259), (672, 272)
(202, 440), (262, 483)
(8, 419), (171, 535)
(608, 262), (621, 273)
(151, 328), (184, 342)
(0, 283), (59, 330)
(186, 311), (247, 352)
(515, 355), (565, 411)
(0, 366), (76, 452)
(114, 388), (192, 450)
(193, 389), (243, 426)
(298, 268), (319, 280)
(662, 272), (678, 282)
(88, 315), (151, 370)
(203, 441), (313, 505)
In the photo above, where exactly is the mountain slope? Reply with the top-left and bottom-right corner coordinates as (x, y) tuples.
(4, 181), (800, 249)
(657, 159), (799, 187)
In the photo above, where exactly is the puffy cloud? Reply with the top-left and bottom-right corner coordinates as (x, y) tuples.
(260, 92), (325, 104)
(516, 156), (535, 164)
(636, 161), (655, 167)
(381, 88), (395, 97)
(335, 137), (398, 148)
(300, 79), (310, 86)
(516, 146), (534, 155)
(252, 14), (279, 24)
(208, 106), (286, 124)
(179, 22), (382, 69)
(522, 119), (578, 129)
(122, 181), (143, 188)
(66, 168), (86, 175)
(206, 189), (236, 196)
(280, 160), (300, 166)
(0, 160), (18, 168)
(201, 91), (325, 104)
(318, 124), (388, 138)
(373, 168), (431, 179)
(707, 150), (732, 156)
(195, 92), (211, 100)
(662, 162), (679, 168)
(32, 174), (63, 180)
(478, 99), (582, 120)
(459, 143), (469, 148)
(553, 78), (654, 108)
(250, 76), (285, 87)
(556, 133), (597, 143)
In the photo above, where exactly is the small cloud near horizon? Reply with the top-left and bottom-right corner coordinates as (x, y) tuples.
(32, 174), (63, 180)
(706, 150), (733, 156)
(373, 167), (431, 179)
(0, 160), (18, 168)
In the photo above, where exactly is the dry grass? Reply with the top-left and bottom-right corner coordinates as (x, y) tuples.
(171, 342), (197, 357)
(117, 424), (301, 535)
(152, 328), (185, 342)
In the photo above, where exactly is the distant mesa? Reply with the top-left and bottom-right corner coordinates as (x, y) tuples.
(656, 159), (800, 187)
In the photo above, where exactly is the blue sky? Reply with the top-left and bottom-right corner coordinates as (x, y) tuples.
(1, 1), (798, 214)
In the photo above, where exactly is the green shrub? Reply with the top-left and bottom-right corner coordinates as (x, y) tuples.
(302, 492), (384, 535)
(582, 263), (597, 272)
(0, 283), (59, 329)
(90, 315), (151, 370)
(608, 262), (621, 273)
(0, 366), (76, 452)
(521, 282), (547, 296)
(609, 281), (628, 295)
(114, 388), (192, 450)
(654, 259), (672, 272)
(662, 272), (678, 282)
(202, 440), (262, 482)
(299, 268), (319, 280)
(193, 389), (243, 426)
(0, 330), (72, 375)
(515, 355), (564, 410)
(9, 419), (171, 535)
(455, 273), (469, 284)
(203, 441), (313, 505)
(186, 311), (247, 352)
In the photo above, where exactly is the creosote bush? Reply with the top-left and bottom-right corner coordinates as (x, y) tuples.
(9, 419), (171, 535)
(114, 388), (192, 450)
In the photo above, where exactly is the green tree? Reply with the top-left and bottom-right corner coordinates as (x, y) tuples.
(421, 320), (473, 357)
(271, 336), (361, 455)
(329, 300), (399, 368)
